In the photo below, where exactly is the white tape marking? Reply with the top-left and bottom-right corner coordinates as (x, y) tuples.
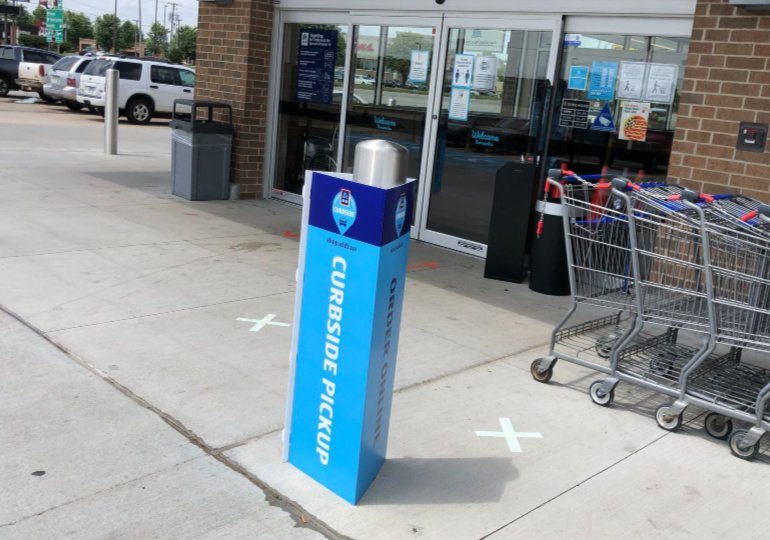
(475, 417), (543, 453)
(237, 314), (291, 333)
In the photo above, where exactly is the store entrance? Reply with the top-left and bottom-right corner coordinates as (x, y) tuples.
(270, 14), (561, 253)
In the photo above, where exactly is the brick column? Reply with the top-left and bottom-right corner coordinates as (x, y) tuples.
(195, 1), (273, 199)
(669, 0), (770, 198)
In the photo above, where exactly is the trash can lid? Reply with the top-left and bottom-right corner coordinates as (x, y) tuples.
(171, 99), (234, 134)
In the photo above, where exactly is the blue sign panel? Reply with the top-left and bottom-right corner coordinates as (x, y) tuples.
(568, 65), (589, 91)
(296, 29), (338, 104)
(588, 61), (618, 101)
(287, 172), (415, 504)
(591, 102), (616, 133)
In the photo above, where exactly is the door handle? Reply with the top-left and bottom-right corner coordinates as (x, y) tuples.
(149, 85), (159, 89)
(183, 89), (191, 93)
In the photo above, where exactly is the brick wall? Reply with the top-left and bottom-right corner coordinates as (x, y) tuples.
(669, 0), (770, 197)
(195, 1), (273, 199)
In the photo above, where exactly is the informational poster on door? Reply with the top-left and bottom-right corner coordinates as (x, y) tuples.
(472, 56), (498, 92)
(449, 87), (471, 121)
(619, 101), (650, 141)
(559, 99), (590, 129)
(295, 28), (338, 104)
(644, 63), (678, 104)
(617, 62), (646, 100)
(464, 29), (505, 53)
(588, 61), (618, 101)
(408, 50), (430, 84)
(452, 54), (474, 89)
(568, 65), (589, 91)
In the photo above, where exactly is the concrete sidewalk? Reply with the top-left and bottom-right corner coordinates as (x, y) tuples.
(2, 96), (770, 539)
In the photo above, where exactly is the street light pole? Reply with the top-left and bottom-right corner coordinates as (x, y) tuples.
(112, 0), (118, 53)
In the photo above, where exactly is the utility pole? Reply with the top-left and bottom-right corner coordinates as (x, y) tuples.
(112, 0), (118, 53)
(154, 0), (158, 26)
(166, 2), (179, 48)
(138, 0), (143, 42)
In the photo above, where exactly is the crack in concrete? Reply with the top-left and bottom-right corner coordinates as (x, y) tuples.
(0, 303), (349, 540)
(479, 413), (705, 539)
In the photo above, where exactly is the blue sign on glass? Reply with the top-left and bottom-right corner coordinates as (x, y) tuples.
(568, 65), (589, 91)
(588, 61), (618, 101)
(590, 102), (616, 133)
(285, 171), (416, 504)
(296, 28), (338, 104)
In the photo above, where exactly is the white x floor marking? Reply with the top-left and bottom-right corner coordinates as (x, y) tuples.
(475, 417), (543, 453)
(236, 314), (290, 333)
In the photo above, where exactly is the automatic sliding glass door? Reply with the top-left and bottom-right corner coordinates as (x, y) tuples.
(272, 22), (350, 203)
(419, 18), (562, 256)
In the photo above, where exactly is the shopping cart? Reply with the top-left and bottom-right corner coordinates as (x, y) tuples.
(530, 171), (651, 396)
(532, 172), (770, 459)
(652, 196), (770, 458)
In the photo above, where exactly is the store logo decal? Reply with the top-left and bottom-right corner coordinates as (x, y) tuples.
(395, 193), (407, 235)
(332, 188), (357, 235)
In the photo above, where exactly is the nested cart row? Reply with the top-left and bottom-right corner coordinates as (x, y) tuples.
(531, 170), (770, 460)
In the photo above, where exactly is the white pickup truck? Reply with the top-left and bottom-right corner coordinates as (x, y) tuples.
(0, 45), (61, 98)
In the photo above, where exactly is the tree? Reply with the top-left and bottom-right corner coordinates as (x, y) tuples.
(384, 31), (433, 83)
(18, 33), (47, 48)
(94, 15), (138, 52)
(94, 14), (119, 51)
(175, 25), (196, 61)
(166, 47), (183, 64)
(64, 11), (93, 50)
(118, 20), (139, 49)
(145, 22), (167, 56)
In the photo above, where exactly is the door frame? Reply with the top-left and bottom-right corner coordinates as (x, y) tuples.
(343, 14), (445, 239)
(415, 14), (565, 257)
(265, 10), (354, 204)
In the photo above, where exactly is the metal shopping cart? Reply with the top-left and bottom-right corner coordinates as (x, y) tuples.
(532, 172), (770, 459)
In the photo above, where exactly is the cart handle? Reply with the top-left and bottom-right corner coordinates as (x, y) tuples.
(611, 177), (641, 192)
(667, 191), (715, 203)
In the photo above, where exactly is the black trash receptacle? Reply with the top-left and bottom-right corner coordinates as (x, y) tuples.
(170, 100), (234, 201)
(529, 197), (571, 296)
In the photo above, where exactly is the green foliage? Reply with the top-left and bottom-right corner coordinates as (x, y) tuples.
(166, 47), (183, 64)
(18, 33), (48, 49)
(64, 11), (93, 50)
(384, 31), (433, 82)
(145, 22), (167, 56)
(94, 14), (119, 51)
(174, 25), (196, 61)
(94, 15), (139, 52)
(118, 20), (140, 48)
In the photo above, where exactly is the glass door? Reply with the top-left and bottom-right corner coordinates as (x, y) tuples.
(418, 18), (562, 256)
(342, 18), (442, 236)
(271, 19), (351, 204)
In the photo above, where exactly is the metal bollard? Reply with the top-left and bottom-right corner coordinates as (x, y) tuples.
(104, 68), (118, 155)
(352, 139), (408, 188)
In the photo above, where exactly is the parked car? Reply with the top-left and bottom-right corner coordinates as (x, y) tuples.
(354, 74), (375, 86)
(43, 55), (94, 110)
(77, 57), (195, 124)
(0, 45), (61, 98)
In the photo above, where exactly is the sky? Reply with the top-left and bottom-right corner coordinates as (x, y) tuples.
(51, 0), (199, 35)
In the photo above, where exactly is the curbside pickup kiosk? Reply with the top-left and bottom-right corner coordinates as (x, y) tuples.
(283, 140), (415, 504)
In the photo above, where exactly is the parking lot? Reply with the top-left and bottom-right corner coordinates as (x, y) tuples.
(2, 93), (770, 539)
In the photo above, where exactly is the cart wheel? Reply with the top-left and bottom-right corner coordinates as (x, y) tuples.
(530, 359), (553, 383)
(728, 429), (760, 460)
(655, 404), (683, 432)
(704, 412), (733, 440)
(589, 380), (614, 406)
(595, 335), (615, 359)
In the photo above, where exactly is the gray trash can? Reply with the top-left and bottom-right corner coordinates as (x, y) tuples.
(170, 100), (234, 201)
